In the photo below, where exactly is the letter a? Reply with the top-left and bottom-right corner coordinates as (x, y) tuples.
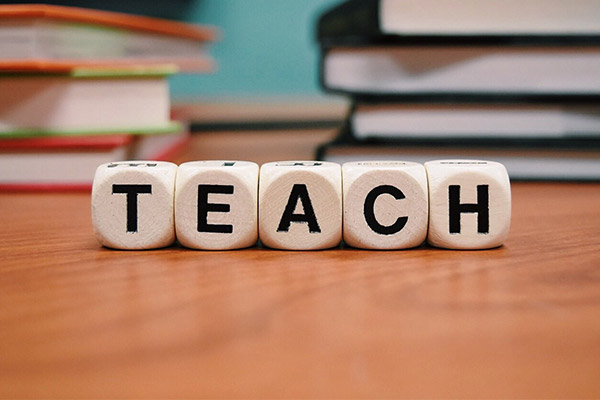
(277, 184), (321, 233)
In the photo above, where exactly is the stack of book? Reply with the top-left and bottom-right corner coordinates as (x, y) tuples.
(315, 0), (600, 180)
(0, 4), (216, 190)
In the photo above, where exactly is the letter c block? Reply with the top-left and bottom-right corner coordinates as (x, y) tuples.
(343, 161), (428, 249)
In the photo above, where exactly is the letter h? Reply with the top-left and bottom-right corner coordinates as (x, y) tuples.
(448, 185), (489, 234)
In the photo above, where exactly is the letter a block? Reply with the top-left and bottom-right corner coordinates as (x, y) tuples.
(425, 160), (511, 249)
(92, 161), (177, 249)
(259, 161), (342, 250)
(342, 161), (428, 249)
(175, 161), (259, 250)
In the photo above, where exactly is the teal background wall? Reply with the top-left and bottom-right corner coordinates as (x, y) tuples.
(170, 0), (342, 99)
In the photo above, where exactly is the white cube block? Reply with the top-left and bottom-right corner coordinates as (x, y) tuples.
(175, 160), (259, 250)
(92, 161), (177, 249)
(259, 161), (342, 250)
(425, 160), (511, 250)
(342, 161), (428, 249)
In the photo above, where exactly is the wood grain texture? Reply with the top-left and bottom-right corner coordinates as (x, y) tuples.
(171, 129), (338, 166)
(1, 132), (599, 397)
(1, 183), (599, 398)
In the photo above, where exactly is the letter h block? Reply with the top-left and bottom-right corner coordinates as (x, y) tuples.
(425, 160), (511, 249)
(92, 161), (178, 249)
(175, 161), (259, 250)
(259, 161), (342, 250)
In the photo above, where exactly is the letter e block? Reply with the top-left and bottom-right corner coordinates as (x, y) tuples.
(92, 161), (177, 249)
(425, 160), (511, 249)
(343, 161), (428, 249)
(175, 161), (259, 250)
(259, 161), (342, 250)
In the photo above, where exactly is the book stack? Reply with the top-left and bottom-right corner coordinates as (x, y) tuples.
(0, 4), (216, 190)
(315, 0), (600, 181)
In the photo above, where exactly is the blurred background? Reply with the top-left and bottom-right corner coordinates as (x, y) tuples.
(1, 0), (344, 100)
(2, 0), (599, 183)
(171, 0), (342, 101)
(0, 0), (348, 189)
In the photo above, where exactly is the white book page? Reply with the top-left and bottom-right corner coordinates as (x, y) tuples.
(352, 106), (600, 139)
(325, 47), (600, 94)
(380, 0), (600, 35)
(0, 77), (169, 132)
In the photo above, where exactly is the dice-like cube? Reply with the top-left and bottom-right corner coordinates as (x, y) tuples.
(175, 160), (259, 250)
(425, 160), (511, 249)
(343, 161), (428, 249)
(259, 161), (342, 250)
(92, 161), (177, 249)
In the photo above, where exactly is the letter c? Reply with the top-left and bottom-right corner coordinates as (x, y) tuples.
(363, 185), (408, 235)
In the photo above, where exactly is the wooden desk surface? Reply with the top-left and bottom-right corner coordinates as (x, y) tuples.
(1, 132), (600, 398)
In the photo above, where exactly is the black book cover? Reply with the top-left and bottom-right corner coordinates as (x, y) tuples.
(316, 122), (600, 181)
(319, 122), (600, 153)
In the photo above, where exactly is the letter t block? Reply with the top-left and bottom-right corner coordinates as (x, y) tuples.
(91, 161), (177, 249)
(425, 160), (511, 249)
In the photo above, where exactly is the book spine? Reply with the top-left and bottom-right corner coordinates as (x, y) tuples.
(317, 0), (381, 47)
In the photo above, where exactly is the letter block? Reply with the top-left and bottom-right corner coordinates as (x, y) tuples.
(259, 161), (342, 250)
(342, 161), (428, 249)
(425, 160), (511, 249)
(92, 161), (177, 249)
(175, 161), (259, 250)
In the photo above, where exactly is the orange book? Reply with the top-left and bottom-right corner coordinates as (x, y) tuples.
(0, 4), (217, 72)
